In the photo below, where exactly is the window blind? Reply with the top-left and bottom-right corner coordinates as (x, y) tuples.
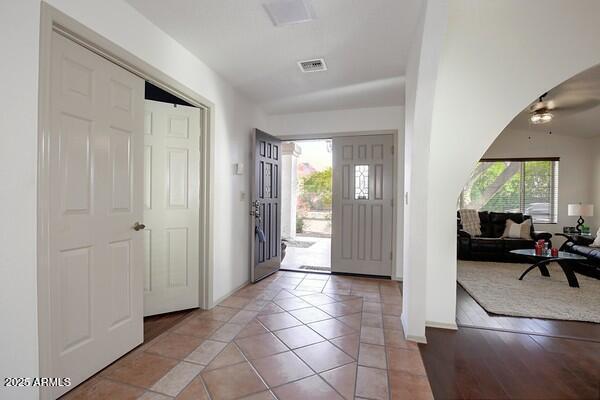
(459, 158), (559, 223)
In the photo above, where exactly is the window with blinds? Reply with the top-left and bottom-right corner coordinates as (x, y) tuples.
(459, 158), (559, 223)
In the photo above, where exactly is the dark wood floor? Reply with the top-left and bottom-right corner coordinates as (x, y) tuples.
(143, 308), (195, 342)
(420, 285), (600, 399)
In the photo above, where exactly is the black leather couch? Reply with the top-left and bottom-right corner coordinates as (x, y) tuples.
(457, 211), (552, 262)
(560, 236), (600, 280)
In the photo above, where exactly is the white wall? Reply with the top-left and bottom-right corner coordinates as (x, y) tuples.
(0, 2), (41, 398)
(483, 129), (596, 243)
(405, 0), (600, 335)
(266, 106), (405, 280)
(402, 0), (448, 339)
(268, 106), (404, 137)
(590, 137), (600, 231)
(1, 1), (264, 397)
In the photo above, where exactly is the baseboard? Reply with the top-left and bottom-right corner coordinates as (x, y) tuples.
(401, 313), (428, 344)
(426, 320), (458, 330)
(406, 334), (428, 344)
(208, 280), (250, 309)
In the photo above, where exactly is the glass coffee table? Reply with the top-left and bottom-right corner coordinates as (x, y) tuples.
(510, 249), (586, 288)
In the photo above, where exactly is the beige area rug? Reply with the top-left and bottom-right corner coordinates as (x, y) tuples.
(457, 260), (600, 323)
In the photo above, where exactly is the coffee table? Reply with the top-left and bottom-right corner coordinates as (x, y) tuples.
(510, 249), (587, 288)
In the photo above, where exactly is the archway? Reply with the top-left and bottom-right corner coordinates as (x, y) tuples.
(456, 62), (600, 328)
(402, 0), (600, 340)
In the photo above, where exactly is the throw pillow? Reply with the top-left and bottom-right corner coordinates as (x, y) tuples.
(590, 227), (600, 247)
(459, 209), (482, 237)
(502, 219), (533, 240)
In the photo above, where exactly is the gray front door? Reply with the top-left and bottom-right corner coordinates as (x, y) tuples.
(251, 129), (282, 282)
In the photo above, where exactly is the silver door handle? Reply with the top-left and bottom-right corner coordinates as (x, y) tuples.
(250, 200), (261, 218)
(133, 222), (146, 231)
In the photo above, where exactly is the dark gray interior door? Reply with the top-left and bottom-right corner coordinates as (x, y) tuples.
(251, 129), (282, 282)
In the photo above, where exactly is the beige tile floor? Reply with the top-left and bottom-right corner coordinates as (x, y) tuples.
(63, 271), (433, 400)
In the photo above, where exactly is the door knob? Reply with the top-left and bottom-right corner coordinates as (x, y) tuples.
(133, 222), (146, 231)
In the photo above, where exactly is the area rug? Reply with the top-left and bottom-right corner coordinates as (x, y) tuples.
(457, 260), (600, 323)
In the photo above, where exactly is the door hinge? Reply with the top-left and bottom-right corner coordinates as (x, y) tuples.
(390, 251), (393, 260)
(391, 145), (394, 155)
(391, 198), (394, 207)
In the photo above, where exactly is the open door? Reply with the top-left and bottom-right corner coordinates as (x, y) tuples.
(47, 31), (144, 398)
(251, 129), (282, 282)
(331, 134), (395, 276)
(143, 100), (201, 316)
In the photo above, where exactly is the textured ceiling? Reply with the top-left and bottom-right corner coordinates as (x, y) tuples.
(125, 0), (422, 114)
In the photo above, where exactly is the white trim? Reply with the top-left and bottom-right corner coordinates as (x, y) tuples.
(37, 5), (215, 398)
(426, 320), (459, 330)
(277, 129), (397, 141)
(405, 334), (428, 344)
(401, 310), (428, 343)
(209, 280), (251, 309)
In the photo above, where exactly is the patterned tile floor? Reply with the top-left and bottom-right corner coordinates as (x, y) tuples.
(63, 271), (433, 400)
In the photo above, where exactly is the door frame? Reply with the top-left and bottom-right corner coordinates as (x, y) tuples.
(37, 4), (215, 398)
(276, 129), (399, 279)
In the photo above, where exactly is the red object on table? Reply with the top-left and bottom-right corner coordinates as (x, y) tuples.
(535, 244), (543, 256)
(551, 247), (559, 257)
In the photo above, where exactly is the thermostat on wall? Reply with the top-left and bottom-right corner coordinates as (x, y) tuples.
(235, 163), (245, 175)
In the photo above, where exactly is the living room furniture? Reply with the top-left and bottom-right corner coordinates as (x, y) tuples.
(567, 203), (594, 233)
(510, 249), (586, 287)
(457, 211), (552, 262)
(555, 234), (600, 280)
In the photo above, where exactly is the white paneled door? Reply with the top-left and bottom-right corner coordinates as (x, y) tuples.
(48, 32), (144, 398)
(332, 135), (394, 276)
(143, 100), (201, 316)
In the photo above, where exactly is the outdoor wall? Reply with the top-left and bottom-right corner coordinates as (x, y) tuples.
(406, 0), (600, 335)
(266, 106), (405, 280)
(483, 128), (596, 244)
(0, 2), (265, 397)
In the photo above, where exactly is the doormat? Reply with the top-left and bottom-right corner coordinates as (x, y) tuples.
(300, 265), (330, 271)
(285, 240), (316, 248)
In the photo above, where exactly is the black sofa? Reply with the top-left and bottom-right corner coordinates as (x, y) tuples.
(559, 236), (600, 280)
(457, 211), (552, 262)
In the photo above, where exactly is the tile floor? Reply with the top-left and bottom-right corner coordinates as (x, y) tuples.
(63, 271), (433, 400)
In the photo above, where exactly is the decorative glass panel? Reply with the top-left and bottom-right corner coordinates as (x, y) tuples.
(355, 165), (369, 200)
(264, 163), (272, 198)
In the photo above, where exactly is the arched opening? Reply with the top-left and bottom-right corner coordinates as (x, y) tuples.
(455, 63), (600, 330)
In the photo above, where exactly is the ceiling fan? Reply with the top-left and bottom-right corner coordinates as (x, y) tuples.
(528, 85), (600, 124)
(529, 93), (553, 124)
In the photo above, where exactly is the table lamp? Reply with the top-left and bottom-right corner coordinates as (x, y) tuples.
(568, 203), (594, 233)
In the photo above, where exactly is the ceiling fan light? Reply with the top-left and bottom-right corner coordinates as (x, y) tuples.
(530, 110), (553, 124)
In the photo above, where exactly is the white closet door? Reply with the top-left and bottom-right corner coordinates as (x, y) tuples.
(48, 31), (145, 398)
(331, 135), (394, 276)
(143, 100), (201, 316)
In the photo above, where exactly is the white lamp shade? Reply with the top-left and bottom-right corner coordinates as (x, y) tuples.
(568, 203), (594, 217)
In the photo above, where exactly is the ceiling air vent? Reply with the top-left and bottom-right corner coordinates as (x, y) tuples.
(298, 58), (327, 73)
